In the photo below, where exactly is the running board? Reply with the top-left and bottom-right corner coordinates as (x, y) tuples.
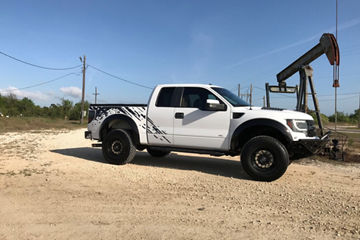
(149, 146), (229, 157)
(92, 143), (102, 148)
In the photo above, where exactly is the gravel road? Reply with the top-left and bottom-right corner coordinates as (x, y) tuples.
(0, 129), (359, 240)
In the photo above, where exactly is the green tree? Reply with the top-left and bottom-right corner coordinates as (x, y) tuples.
(308, 111), (329, 125)
(6, 94), (19, 116)
(48, 104), (62, 119)
(349, 109), (359, 120)
(69, 101), (89, 120)
(18, 97), (36, 116)
(61, 99), (73, 119)
(328, 112), (355, 123)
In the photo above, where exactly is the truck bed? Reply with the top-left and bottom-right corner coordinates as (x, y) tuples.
(88, 104), (170, 144)
(88, 104), (148, 141)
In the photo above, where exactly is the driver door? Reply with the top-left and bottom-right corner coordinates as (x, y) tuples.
(173, 87), (231, 150)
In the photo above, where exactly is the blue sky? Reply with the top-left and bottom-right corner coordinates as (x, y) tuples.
(0, 0), (359, 115)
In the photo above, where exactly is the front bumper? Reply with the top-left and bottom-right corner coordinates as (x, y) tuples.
(85, 131), (92, 139)
(289, 133), (329, 159)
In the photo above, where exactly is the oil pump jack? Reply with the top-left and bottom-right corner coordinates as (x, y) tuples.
(266, 33), (340, 136)
(265, 33), (345, 159)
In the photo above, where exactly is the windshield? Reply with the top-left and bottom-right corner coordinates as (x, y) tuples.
(212, 87), (250, 107)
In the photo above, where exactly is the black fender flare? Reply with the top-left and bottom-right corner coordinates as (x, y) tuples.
(100, 114), (140, 145)
(230, 118), (292, 151)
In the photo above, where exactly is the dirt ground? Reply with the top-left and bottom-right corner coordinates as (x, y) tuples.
(0, 129), (359, 240)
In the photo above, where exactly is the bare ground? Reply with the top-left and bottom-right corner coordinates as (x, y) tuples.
(0, 129), (359, 240)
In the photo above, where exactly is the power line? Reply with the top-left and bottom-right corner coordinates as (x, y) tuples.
(0, 50), (82, 70)
(320, 96), (357, 102)
(88, 64), (153, 90)
(0, 72), (80, 94)
(317, 92), (360, 97)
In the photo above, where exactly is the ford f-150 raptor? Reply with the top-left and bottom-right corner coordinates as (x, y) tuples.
(85, 84), (327, 181)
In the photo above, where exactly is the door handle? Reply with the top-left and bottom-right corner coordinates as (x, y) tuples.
(175, 112), (184, 119)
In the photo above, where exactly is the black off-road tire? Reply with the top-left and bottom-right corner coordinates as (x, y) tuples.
(241, 135), (289, 182)
(102, 129), (136, 165)
(147, 148), (170, 157)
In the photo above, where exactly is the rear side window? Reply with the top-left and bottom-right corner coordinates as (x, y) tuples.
(156, 87), (176, 107)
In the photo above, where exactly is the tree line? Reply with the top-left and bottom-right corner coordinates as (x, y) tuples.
(328, 111), (359, 124)
(0, 94), (89, 120)
(0, 94), (359, 124)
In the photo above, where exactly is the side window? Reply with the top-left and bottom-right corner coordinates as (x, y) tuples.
(181, 87), (220, 108)
(156, 87), (176, 107)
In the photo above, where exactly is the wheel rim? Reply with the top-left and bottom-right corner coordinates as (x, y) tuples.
(111, 140), (123, 155)
(254, 150), (274, 169)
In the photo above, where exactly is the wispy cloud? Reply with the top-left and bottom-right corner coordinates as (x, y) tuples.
(227, 18), (360, 69)
(60, 86), (82, 98)
(0, 86), (49, 101)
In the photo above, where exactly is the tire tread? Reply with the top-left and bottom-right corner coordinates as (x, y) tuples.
(241, 135), (289, 181)
(102, 129), (136, 165)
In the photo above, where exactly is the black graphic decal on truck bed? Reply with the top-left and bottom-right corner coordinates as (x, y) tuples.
(89, 105), (170, 143)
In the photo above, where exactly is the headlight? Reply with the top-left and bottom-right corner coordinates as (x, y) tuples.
(286, 119), (308, 132)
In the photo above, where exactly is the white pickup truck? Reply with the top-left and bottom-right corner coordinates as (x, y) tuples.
(85, 84), (325, 181)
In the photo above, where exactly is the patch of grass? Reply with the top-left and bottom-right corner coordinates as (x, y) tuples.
(348, 138), (354, 147)
(343, 132), (360, 145)
(342, 132), (360, 154)
(343, 132), (360, 138)
(0, 117), (87, 133)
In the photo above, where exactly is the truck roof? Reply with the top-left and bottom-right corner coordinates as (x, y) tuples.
(156, 83), (222, 88)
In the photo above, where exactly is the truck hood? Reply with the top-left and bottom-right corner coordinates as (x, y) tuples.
(232, 106), (314, 121)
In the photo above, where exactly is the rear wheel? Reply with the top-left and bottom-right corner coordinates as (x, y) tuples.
(102, 129), (136, 165)
(147, 148), (170, 157)
(241, 136), (289, 181)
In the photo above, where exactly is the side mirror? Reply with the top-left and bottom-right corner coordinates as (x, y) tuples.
(205, 99), (226, 111)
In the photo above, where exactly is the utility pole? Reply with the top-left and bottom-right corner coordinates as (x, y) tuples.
(238, 85), (251, 102)
(80, 55), (86, 124)
(265, 83), (270, 107)
(249, 84), (253, 106)
(93, 87), (100, 104)
(334, 0), (339, 131)
(263, 96), (265, 107)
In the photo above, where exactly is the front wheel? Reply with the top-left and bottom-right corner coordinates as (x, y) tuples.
(241, 136), (289, 181)
(102, 129), (136, 165)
